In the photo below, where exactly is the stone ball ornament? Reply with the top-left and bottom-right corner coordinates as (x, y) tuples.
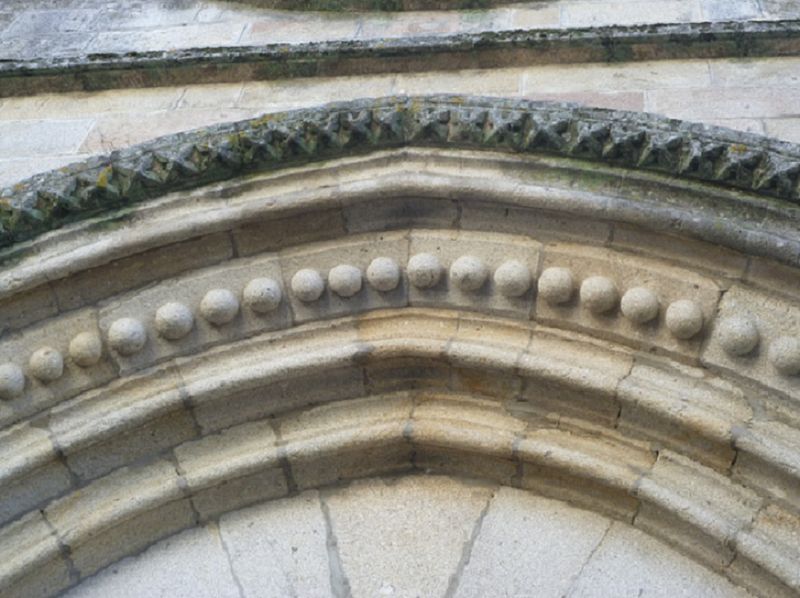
(716, 315), (760, 357)
(538, 267), (575, 305)
(28, 347), (64, 383)
(329, 265), (363, 298)
(0, 363), (25, 400)
(620, 287), (660, 324)
(665, 300), (704, 340)
(69, 332), (103, 367)
(243, 278), (283, 314)
(450, 256), (489, 292)
(407, 253), (443, 289)
(108, 318), (148, 356)
(580, 276), (619, 314)
(291, 269), (325, 302)
(155, 302), (195, 340)
(366, 257), (401, 292)
(200, 289), (240, 325)
(494, 260), (532, 298)
(768, 336), (800, 376)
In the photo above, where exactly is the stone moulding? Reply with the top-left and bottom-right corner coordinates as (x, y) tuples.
(1, 20), (799, 97)
(2, 95), (800, 257)
(232, 0), (511, 8)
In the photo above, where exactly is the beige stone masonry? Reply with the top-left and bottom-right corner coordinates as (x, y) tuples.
(635, 450), (763, 571)
(537, 243), (722, 363)
(43, 459), (195, 580)
(733, 420), (800, 512)
(617, 361), (753, 472)
(702, 283), (800, 401)
(174, 420), (286, 520)
(0, 308), (116, 430)
(0, 510), (71, 598)
(279, 393), (416, 490)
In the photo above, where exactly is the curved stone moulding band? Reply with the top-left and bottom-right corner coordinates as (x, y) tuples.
(3, 247), (798, 403)
(0, 384), (796, 597)
(2, 95), (800, 252)
(0, 310), (798, 596)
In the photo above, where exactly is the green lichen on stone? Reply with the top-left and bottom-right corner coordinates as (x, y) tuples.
(0, 95), (798, 250)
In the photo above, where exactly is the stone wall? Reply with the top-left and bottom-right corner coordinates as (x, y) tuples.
(0, 3), (799, 598)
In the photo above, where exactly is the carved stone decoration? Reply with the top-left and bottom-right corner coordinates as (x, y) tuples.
(2, 96), (800, 252)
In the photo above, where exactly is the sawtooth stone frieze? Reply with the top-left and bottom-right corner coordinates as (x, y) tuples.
(2, 95), (800, 254)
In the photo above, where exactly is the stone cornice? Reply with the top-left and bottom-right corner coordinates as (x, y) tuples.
(1, 95), (799, 251)
(1, 20), (799, 97)
(231, 0), (511, 8)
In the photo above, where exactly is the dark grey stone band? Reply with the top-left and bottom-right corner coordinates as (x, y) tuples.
(1, 95), (799, 250)
(1, 20), (799, 97)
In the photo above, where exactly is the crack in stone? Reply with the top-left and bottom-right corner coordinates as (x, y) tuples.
(41, 508), (81, 585)
(211, 520), (247, 598)
(561, 519), (614, 598)
(443, 486), (496, 598)
(319, 490), (353, 598)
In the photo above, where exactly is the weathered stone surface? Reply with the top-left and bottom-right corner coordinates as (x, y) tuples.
(453, 488), (610, 598)
(566, 521), (753, 597)
(220, 490), (333, 598)
(324, 475), (494, 598)
(62, 526), (241, 598)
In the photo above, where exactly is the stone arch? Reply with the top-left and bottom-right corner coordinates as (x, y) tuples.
(0, 97), (798, 598)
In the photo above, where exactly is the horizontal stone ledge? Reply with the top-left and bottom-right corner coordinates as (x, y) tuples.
(1, 21), (800, 99)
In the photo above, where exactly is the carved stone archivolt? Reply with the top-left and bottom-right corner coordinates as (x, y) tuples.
(0, 97), (799, 598)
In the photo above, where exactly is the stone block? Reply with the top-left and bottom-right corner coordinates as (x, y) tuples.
(521, 59), (710, 94)
(0, 511), (71, 598)
(279, 394), (414, 489)
(701, 0), (762, 20)
(0, 308), (117, 431)
(49, 366), (185, 482)
(730, 505), (800, 597)
(513, 330), (632, 427)
(45, 459), (194, 579)
(453, 489), (609, 598)
(323, 475), (494, 598)
(393, 68), (521, 97)
(745, 256), (800, 302)
(634, 450), (762, 570)
(88, 22), (247, 53)
(732, 420), (800, 510)
(0, 421), (72, 525)
(219, 490), (333, 598)
(279, 231), (410, 325)
(63, 525), (241, 598)
(0, 283), (58, 338)
(518, 428), (650, 521)
(343, 196), (459, 234)
(408, 230), (540, 319)
(98, 252), (289, 375)
(0, 118), (93, 159)
(561, 1), (703, 26)
(536, 243), (721, 361)
(610, 224), (748, 279)
(700, 284), (800, 400)
(618, 362), (751, 471)
(238, 74), (395, 114)
(567, 522), (752, 598)
(174, 420), (286, 520)
(459, 200), (612, 246)
(647, 87), (799, 120)
(52, 232), (233, 312)
(232, 208), (346, 256)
